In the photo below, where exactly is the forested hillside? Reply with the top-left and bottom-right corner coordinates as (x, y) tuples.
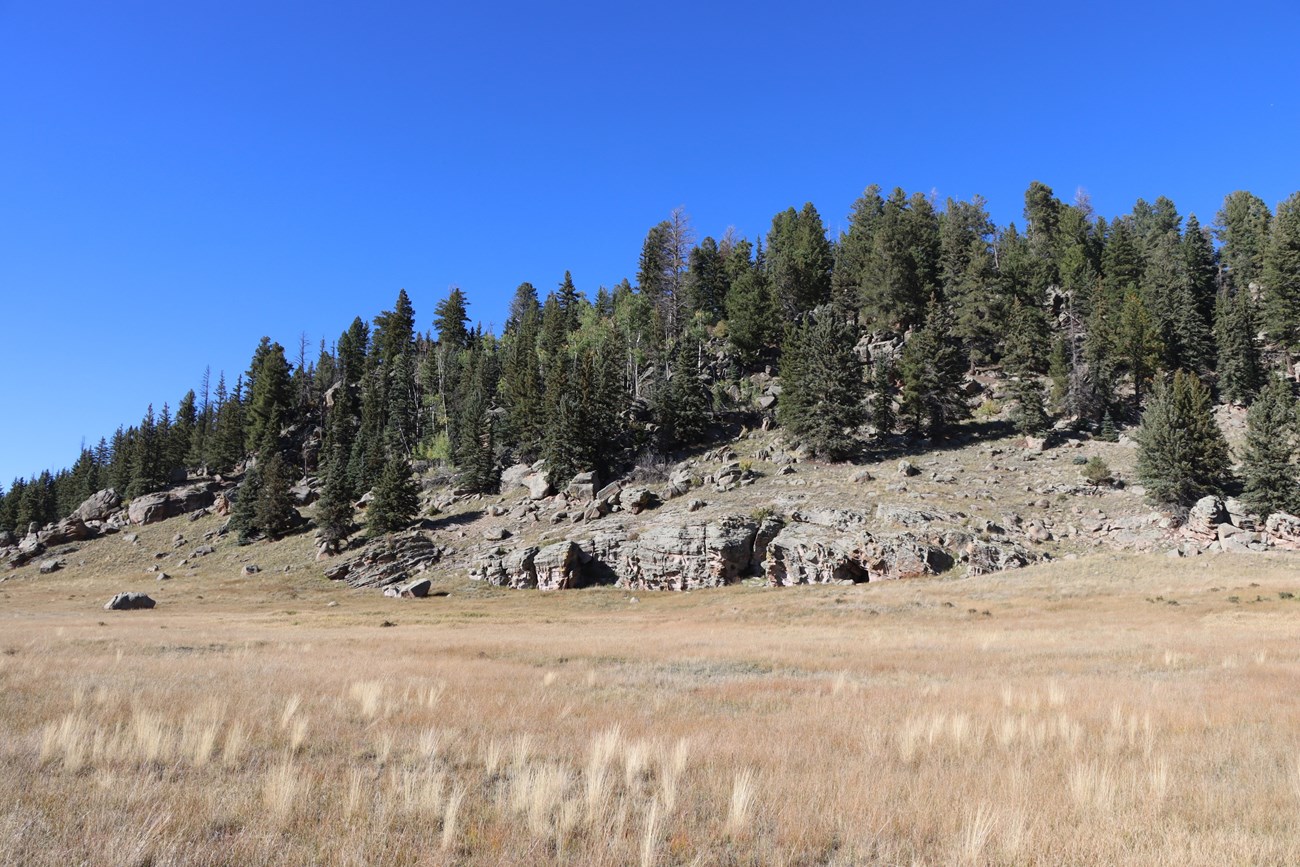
(5, 181), (1300, 537)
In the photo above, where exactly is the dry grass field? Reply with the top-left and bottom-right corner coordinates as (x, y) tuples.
(3, 534), (1300, 865)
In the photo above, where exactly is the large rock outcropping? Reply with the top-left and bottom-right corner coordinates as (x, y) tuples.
(469, 506), (1037, 592)
(128, 484), (217, 525)
(324, 531), (445, 590)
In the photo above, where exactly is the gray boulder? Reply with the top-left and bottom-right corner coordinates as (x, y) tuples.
(38, 558), (63, 574)
(71, 489), (122, 523)
(128, 485), (216, 525)
(104, 592), (156, 611)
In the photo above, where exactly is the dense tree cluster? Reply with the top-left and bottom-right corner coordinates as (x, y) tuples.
(8, 181), (1300, 537)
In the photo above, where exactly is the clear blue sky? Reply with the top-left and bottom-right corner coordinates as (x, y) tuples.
(1, 0), (1297, 485)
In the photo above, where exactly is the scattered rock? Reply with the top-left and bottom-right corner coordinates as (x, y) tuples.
(384, 577), (432, 598)
(241, 564), (261, 576)
(38, 558), (63, 574)
(686, 499), (706, 512)
(897, 460), (920, 478)
(156, 572), (172, 581)
(483, 526), (511, 541)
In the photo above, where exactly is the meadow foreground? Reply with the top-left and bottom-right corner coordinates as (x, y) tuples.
(2, 553), (1299, 866)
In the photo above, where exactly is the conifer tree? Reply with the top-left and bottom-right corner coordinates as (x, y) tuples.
(1116, 290), (1162, 410)
(686, 236), (728, 322)
(127, 405), (167, 497)
(1261, 191), (1300, 350)
(252, 450), (297, 540)
(1215, 288), (1263, 404)
(725, 261), (776, 365)
(433, 287), (470, 352)
(1240, 375), (1300, 516)
(1215, 190), (1271, 289)
(170, 390), (197, 475)
(367, 454), (420, 536)
(654, 337), (710, 450)
(860, 189), (940, 330)
(899, 299), (969, 438)
(315, 440), (356, 555)
(767, 203), (833, 317)
(244, 338), (293, 452)
(209, 375), (247, 474)
(832, 185), (885, 320)
(1135, 370), (1232, 506)
(375, 289), (416, 364)
(777, 308), (865, 460)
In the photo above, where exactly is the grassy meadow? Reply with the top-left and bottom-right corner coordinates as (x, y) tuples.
(3, 538), (1300, 865)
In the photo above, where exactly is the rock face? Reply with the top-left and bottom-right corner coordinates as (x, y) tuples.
(1183, 496), (1226, 542)
(616, 516), (761, 591)
(71, 489), (122, 523)
(1264, 512), (1300, 549)
(470, 504), (1038, 593)
(128, 484), (217, 525)
(324, 531), (444, 590)
(763, 521), (953, 585)
(105, 592), (156, 611)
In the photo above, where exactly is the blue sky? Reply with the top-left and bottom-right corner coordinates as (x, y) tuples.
(1, 0), (1298, 484)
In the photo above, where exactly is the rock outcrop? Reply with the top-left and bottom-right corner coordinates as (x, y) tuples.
(324, 531), (444, 590)
(128, 484), (217, 525)
(615, 515), (761, 591)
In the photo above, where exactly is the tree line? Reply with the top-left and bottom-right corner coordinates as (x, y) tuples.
(4, 182), (1300, 538)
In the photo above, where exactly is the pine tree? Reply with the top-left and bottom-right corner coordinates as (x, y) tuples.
(1240, 375), (1300, 516)
(1215, 287), (1263, 404)
(725, 262), (776, 365)
(375, 289), (416, 364)
(1098, 410), (1118, 442)
(1262, 191), (1300, 350)
(170, 390), (197, 475)
(127, 405), (166, 497)
(767, 203), (833, 317)
(315, 441), (355, 555)
(252, 451), (298, 540)
(654, 337), (710, 450)
(1135, 370), (1232, 506)
(367, 454), (420, 536)
(777, 308), (865, 460)
(244, 339), (293, 452)
(1116, 290), (1162, 410)
(860, 189), (940, 330)
(832, 185), (885, 321)
(1215, 190), (1271, 289)
(433, 287), (470, 352)
(899, 299), (969, 438)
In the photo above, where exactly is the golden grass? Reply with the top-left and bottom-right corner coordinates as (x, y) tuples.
(3, 548), (1300, 864)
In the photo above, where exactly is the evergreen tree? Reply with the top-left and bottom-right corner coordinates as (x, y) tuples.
(1240, 375), (1300, 516)
(1116, 290), (1162, 410)
(777, 308), (866, 460)
(209, 374), (247, 474)
(860, 189), (940, 330)
(127, 404), (166, 497)
(1135, 370), (1232, 506)
(832, 185), (885, 320)
(375, 288), (416, 363)
(1215, 190), (1271, 289)
(244, 338), (293, 452)
(170, 390), (197, 475)
(433, 287), (470, 352)
(725, 258), (776, 365)
(654, 336), (711, 450)
(1262, 191), (1300, 350)
(367, 454), (420, 535)
(315, 440), (355, 555)
(766, 202), (833, 317)
(899, 299), (969, 438)
(1215, 287), (1264, 404)
(686, 236), (728, 322)
(337, 317), (370, 385)
(1182, 214), (1218, 330)
(252, 451), (298, 540)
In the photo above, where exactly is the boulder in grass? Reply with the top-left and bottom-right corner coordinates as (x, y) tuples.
(104, 592), (156, 611)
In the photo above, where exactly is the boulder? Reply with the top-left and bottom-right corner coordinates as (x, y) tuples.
(1184, 496), (1226, 541)
(289, 478), (320, 506)
(128, 485), (216, 525)
(383, 577), (432, 598)
(40, 518), (96, 546)
(897, 460), (920, 478)
(70, 489), (122, 523)
(1265, 512), (1300, 550)
(567, 471), (598, 502)
(622, 487), (655, 515)
(241, 564), (261, 576)
(104, 592), (156, 611)
(38, 558), (63, 574)
(525, 473), (554, 501)
(483, 526), (511, 541)
(499, 463), (533, 494)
